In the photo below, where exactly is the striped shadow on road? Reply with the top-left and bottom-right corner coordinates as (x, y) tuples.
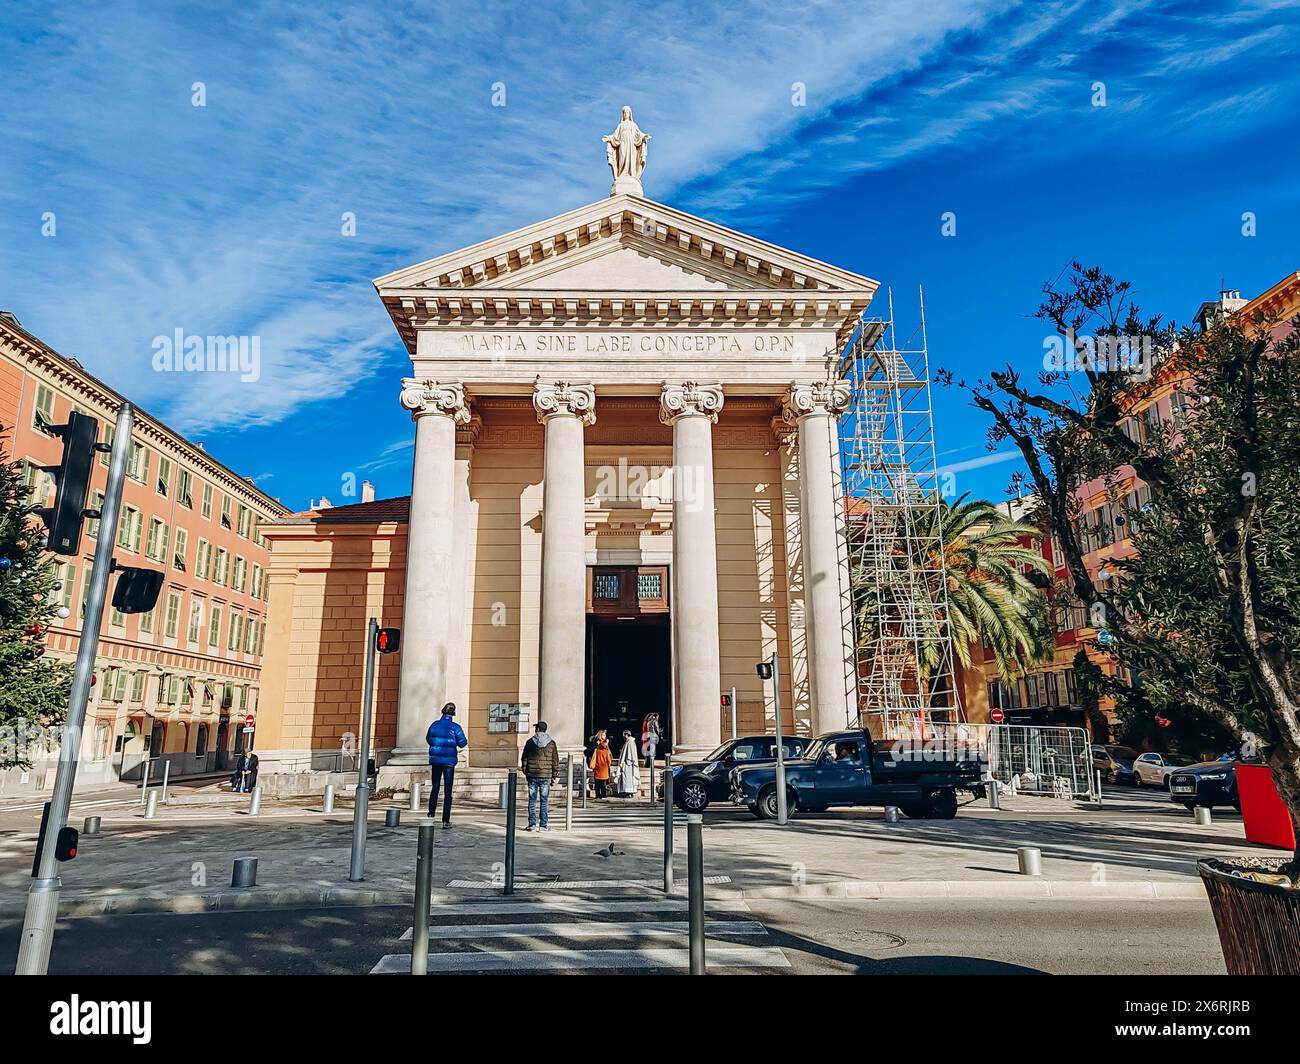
(399, 919), (767, 941)
(371, 946), (790, 973)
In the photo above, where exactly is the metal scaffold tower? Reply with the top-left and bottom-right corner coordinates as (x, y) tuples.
(837, 289), (963, 739)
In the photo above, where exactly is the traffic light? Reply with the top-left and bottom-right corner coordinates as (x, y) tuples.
(111, 566), (165, 614)
(35, 410), (99, 556)
(375, 627), (401, 654)
(54, 826), (78, 862)
(756, 661), (773, 680)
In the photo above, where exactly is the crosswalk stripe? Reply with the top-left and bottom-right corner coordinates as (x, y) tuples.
(371, 946), (790, 973)
(399, 919), (766, 941)
(445, 875), (732, 889)
(404, 898), (750, 918)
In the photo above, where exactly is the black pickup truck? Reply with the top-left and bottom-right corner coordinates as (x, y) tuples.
(729, 729), (985, 820)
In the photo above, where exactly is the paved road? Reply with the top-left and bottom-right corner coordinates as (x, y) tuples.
(0, 894), (1223, 975)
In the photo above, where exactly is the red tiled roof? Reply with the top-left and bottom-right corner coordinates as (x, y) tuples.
(275, 495), (410, 525)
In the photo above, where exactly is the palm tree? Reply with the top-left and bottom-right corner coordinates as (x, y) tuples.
(852, 493), (1053, 689)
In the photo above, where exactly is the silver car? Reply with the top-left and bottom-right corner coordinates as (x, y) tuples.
(1132, 751), (1196, 788)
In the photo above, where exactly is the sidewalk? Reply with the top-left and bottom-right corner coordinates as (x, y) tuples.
(0, 787), (1262, 917)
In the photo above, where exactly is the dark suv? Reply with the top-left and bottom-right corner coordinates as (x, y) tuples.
(1168, 755), (1242, 811)
(669, 735), (812, 812)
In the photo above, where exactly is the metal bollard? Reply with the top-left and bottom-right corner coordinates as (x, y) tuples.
(580, 756), (588, 809)
(83, 815), (101, 836)
(231, 857), (258, 888)
(1096, 769), (1103, 806)
(410, 782), (421, 812)
(1016, 846), (1043, 876)
(140, 759), (151, 806)
(249, 785), (263, 816)
(565, 758), (574, 832)
(687, 812), (705, 975)
(663, 755), (674, 894)
(145, 789), (159, 819)
(160, 758), (171, 804)
(385, 807), (401, 828)
(499, 781), (509, 810)
(504, 770), (517, 896)
(323, 784), (335, 814)
(649, 759), (656, 805)
(1195, 806), (1212, 826)
(411, 819), (435, 975)
(883, 804), (899, 823)
(349, 780), (369, 882)
(985, 776), (1001, 811)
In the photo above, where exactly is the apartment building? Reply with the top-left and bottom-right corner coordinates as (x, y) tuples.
(0, 311), (290, 792)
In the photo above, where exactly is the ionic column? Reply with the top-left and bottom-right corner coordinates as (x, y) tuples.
(447, 416), (481, 718)
(534, 380), (596, 753)
(389, 379), (471, 765)
(661, 382), (724, 758)
(783, 380), (854, 735)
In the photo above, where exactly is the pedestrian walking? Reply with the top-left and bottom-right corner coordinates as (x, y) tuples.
(616, 729), (641, 798)
(641, 711), (661, 768)
(425, 702), (468, 826)
(521, 720), (560, 831)
(589, 730), (612, 799)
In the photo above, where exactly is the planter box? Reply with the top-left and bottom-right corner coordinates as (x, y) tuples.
(1237, 763), (1296, 850)
(1198, 859), (1300, 974)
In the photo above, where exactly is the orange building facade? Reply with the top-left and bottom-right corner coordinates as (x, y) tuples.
(1, 312), (289, 792)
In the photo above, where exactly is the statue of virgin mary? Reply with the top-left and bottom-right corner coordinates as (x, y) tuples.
(602, 106), (650, 194)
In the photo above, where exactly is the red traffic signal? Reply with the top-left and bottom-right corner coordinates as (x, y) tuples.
(375, 627), (401, 654)
(55, 826), (78, 862)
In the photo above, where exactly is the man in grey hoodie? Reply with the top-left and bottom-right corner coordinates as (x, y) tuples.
(521, 720), (560, 831)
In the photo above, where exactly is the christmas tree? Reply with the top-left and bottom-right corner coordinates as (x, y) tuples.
(0, 438), (72, 769)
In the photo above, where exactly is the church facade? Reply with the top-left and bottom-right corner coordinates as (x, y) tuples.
(254, 112), (882, 776)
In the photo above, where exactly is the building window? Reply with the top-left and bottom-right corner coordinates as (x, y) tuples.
(220, 495), (233, 530)
(32, 384), (56, 432)
(110, 606), (125, 627)
(145, 517), (169, 562)
(112, 669), (128, 702)
(85, 490), (104, 538)
(593, 573), (620, 599)
(228, 612), (243, 652)
(214, 548), (229, 586)
(92, 721), (111, 761)
(201, 482), (214, 520)
(117, 506), (142, 552)
(164, 591), (181, 639)
(237, 504), (251, 538)
(173, 527), (188, 571)
(221, 682), (234, 710)
(244, 618), (258, 654)
(196, 539), (211, 580)
(178, 468), (194, 508)
(126, 441), (151, 484)
(208, 605), (222, 648)
(232, 556), (246, 592)
(156, 456), (172, 497)
(98, 422), (115, 467)
(139, 604), (155, 634)
(129, 671), (145, 703)
(251, 564), (263, 599)
(187, 600), (203, 643)
(636, 572), (662, 599)
(196, 724), (209, 758)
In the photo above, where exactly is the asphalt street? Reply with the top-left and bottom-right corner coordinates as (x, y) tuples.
(0, 894), (1224, 975)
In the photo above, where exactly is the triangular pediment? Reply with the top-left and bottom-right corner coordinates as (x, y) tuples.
(373, 194), (879, 353)
(374, 194), (877, 294)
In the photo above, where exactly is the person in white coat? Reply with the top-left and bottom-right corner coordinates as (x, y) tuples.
(616, 729), (641, 798)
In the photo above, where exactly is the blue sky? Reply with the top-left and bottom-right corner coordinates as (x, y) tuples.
(2, 0), (1298, 510)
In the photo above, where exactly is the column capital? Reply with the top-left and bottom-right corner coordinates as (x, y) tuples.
(659, 381), (724, 425)
(782, 379), (851, 425)
(400, 378), (472, 424)
(533, 379), (596, 425)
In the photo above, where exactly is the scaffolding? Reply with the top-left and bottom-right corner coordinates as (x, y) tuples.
(837, 289), (963, 739)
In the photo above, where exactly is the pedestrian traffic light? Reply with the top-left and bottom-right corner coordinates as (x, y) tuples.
(111, 565), (165, 614)
(54, 826), (78, 862)
(34, 410), (100, 556)
(756, 661), (773, 680)
(375, 627), (401, 654)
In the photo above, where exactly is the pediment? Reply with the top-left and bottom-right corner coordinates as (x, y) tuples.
(374, 193), (879, 352)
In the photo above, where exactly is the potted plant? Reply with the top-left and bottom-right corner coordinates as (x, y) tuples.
(943, 265), (1300, 973)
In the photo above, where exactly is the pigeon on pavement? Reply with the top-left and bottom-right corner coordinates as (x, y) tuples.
(593, 843), (626, 857)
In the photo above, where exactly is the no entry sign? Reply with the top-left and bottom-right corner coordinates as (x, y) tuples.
(990, 707), (1006, 724)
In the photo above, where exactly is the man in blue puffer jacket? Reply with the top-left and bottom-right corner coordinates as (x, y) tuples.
(426, 702), (468, 826)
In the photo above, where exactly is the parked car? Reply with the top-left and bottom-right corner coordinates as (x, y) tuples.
(1168, 759), (1242, 811)
(1091, 744), (1140, 785)
(1131, 752), (1197, 788)
(668, 734), (812, 812)
(729, 729), (984, 820)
